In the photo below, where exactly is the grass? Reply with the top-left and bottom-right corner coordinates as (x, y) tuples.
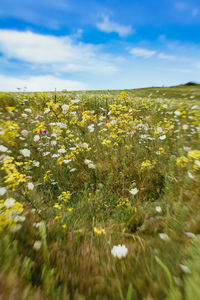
(0, 85), (200, 299)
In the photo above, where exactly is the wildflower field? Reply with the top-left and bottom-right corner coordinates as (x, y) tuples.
(0, 85), (200, 300)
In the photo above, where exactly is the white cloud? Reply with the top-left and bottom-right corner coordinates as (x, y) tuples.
(192, 8), (199, 17)
(174, 2), (199, 17)
(0, 0), (70, 29)
(130, 47), (156, 58)
(0, 74), (87, 92)
(96, 16), (133, 37)
(174, 2), (188, 11)
(158, 53), (176, 60)
(0, 29), (117, 75)
(160, 67), (192, 73)
(195, 62), (200, 69)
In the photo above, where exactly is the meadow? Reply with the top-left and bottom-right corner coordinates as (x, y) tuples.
(0, 85), (200, 300)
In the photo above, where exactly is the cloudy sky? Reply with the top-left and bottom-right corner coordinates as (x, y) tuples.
(0, 0), (200, 91)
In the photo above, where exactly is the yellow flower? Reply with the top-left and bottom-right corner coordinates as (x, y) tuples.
(176, 156), (189, 167)
(33, 121), (46, 133)
(140, 160), (156, 171)
(0, 198), (24, 232)
(117, 198), (129, 207)
(132, 206), (137, 212)
(0, 121), (18, 145)
(6, 106), (16, 112)
(53, 203), (62, 210)
(102, 139), (111, 147)
(93, 227), (105, 235)
(1, 157), (26, 191)
(188, 150), (200, 161)
(67, 207), (73, 212)
(118, 91), (128, 99)
(43, 170), (53, 183)
(57, 191), (71, 203)
(158, 147), (165, 154)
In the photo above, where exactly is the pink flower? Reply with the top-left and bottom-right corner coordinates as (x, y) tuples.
(39, 130), (47, 134)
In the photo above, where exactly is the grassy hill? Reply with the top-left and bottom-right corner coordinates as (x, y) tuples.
(72, 83), (200, 100)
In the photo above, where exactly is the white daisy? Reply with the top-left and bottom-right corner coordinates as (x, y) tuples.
(21, 148), (31, 157)
(129, 188), (138, 195)
(111, 244), (128, 259)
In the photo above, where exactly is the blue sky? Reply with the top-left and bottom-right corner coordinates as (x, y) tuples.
(0, 0), (200, 91)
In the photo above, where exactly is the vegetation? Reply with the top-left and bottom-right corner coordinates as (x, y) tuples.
(0, 85), (200, 299)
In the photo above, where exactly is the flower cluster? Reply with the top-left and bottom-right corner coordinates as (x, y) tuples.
(0, 197), (25, 232)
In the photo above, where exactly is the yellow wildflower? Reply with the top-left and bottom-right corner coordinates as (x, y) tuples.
(188, 150), (200, 161)
(93, 227), (105, 236)
(140, 160), (156, 171)
(176, 156), (189, 167)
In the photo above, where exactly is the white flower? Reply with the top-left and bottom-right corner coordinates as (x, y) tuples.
(174, 110), (181, 116)
(155, 206), (162, 213)
(195, 160), (200, 167)
(184, 232), (196, 238)
(33, 221), (43, 228)
(156, 127), (162, 133)
(88, 163), (96, 169)
(88, 124), (95, 132)
(4, 198), (15, 208)
(159, 135), (166, 140)
(180, 264), (191, 274)
(84, 159), (92, 164)
(0, 187), (7, 196)
(136, 123), (145, 130)
(129, 188), (138, 195)
(52, 154), (60, 158)
(58, 148), (66, 154)
(33, 240), (42, 250)
(0, 145), (8, 152)
(10, 224), (22, 232)
(24, 108), (32, 113)
(182, 124), (188, 130)
(183, 146), (190, 152)
(14, 215), (26, 222)
(21, 113), (28, 118)
(33, 160), (40, 167)
(81, 143), (89, 149)
(51, 140), (57, 145)
(33, 135), (40, 142)
(187, 171), (194, 179)
(43, 152), (50, 156)
(21, 148), (31, 157)
(62, 104), (69, 111)
(27, 182), (34, 190)
(71, 99), (80, 103)
(63, 159), (72, 164)
(111, 244), (128, 259)
(159, 233), (170, 241)
(44, 108), (50, 114)
(70, 168), (76, 172)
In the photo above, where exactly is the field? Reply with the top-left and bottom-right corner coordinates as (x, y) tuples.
(0, 85), (200, 300)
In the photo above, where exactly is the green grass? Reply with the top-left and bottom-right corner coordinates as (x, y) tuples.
(0, 86), (200, 299)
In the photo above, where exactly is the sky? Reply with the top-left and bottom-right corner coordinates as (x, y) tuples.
(0, 0), (200, 91)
